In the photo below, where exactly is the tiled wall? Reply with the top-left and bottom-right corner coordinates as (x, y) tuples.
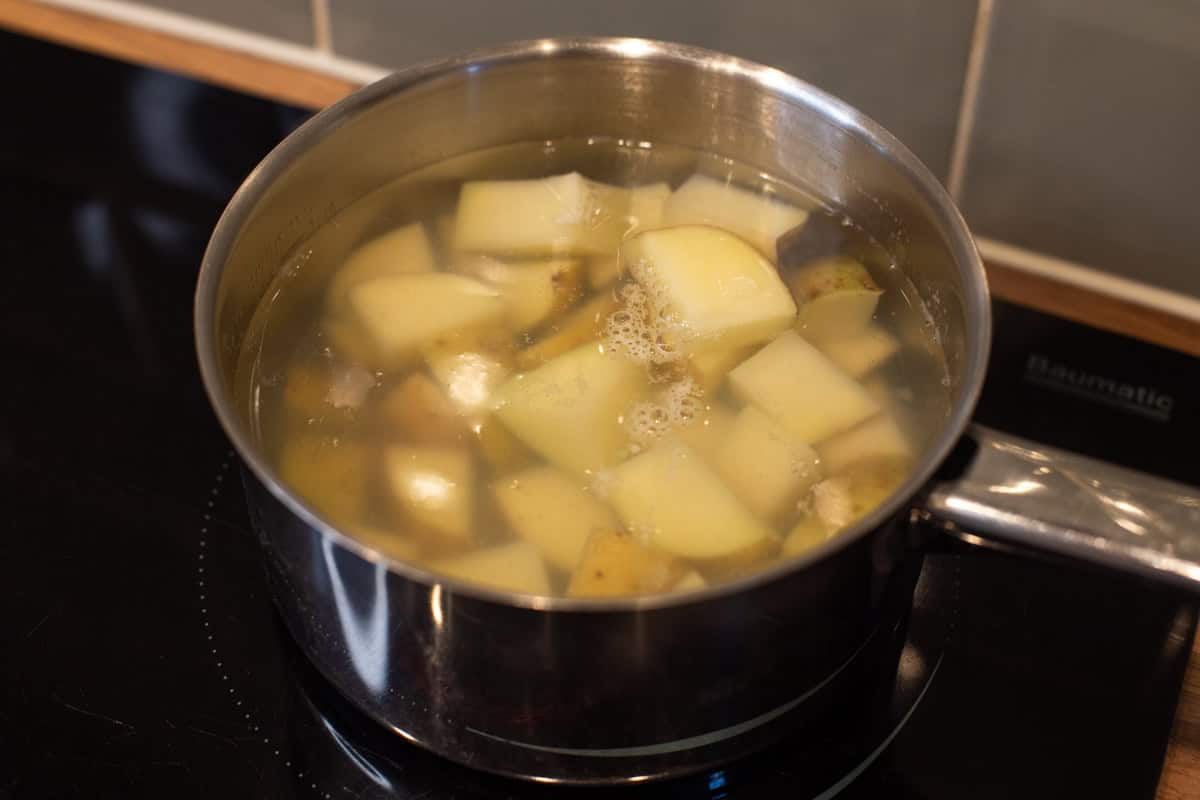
(56, 0), (1200, 304)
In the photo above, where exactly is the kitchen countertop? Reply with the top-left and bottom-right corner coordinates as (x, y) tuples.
(2, 0), (1198, 795)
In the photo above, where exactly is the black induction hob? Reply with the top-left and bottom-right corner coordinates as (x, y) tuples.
(1, 30), (1197, 800)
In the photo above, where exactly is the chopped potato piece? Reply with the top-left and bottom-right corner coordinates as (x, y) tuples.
(492, 466), (619, 571)
(430, 542), (551, 595)
(472, 417), (535, 473)
(662, 174), (809, 258)
(695, 535), (781, 579)
(627, 182), (671, 235)
(377, 373), (465, 445)
(604, 441), (773, 559)
(327, 223), (435, 310)
(790, 257), (882, 342)
(347, 524), (424, 562)
(433, 213), (456, 255)
(281, 361), (372, 427)
(384, 447), (474, 543)
(424, 343), (511, 415)
(454, 172), (630, 256)
(817, 325), (900, 377)
(347, 273), (506, 365)
(810, 455), (911, 529)
(587, 254), (622, 290)
(687, 343), (756, 392)
(458, 256), (583, 331)
(782, 515), (837, 557)
(669, 404), (735, 463)
(621, 225), (797, 353)
(494, 344), (646, 474)
(816, 414), (913, 475)
(729, 331), (879, 444)
(515, 293), (620, 370)
(278, 436), (368, 525)
(673, 570), (707, 591)
(567, 531), (683, 597)
(717, 406), (821, 520)
(322, 314), (381, 366)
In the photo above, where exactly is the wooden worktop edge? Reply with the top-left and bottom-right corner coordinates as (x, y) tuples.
(3, 1), (1198, 795)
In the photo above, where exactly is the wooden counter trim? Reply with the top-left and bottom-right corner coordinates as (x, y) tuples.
(0, 0), (357, 109)
(2, 1), (1198, 794)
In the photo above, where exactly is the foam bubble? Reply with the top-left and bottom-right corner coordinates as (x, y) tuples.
(625, 376), (702, 445)
(603, 282), (679, 365)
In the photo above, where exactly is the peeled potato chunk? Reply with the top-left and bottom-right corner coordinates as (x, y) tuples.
(494, 344), (646, 474)
(669, 404), (735, 463)
(729, 330), (879, 444)
(604, 441), (773, 559)
(454, 172), (630, 256)
(717, 406), (821, 520)
(810, 455), (911, 529)
(347, 273), (506, 365)
(384, 446), (474, 543)
(327, 223), (435, 310)
(673, 570), (708, 591)
(816, 414), (913, 475)
(587, 254), (622, 290)
(278, 436), (367, 525)
(514, 292), (620, 370)
(790, 257), (882, 342)
(492, 466), (619, 572)
(687, 343), (755, 393)
(627, 182), (671, 235)
(431, 541), (551, 595)
(282, 360), (373, 428)
(621, 225), (797, 354)
(783, 515), (838, 557)
(567, 530), (683, 597)
(662, 174), (809, 259)
(424, 342), (511, 415)
(816, 325), (900, 378)
(471, 417), (536, 473)
(458, 256), (583, 331)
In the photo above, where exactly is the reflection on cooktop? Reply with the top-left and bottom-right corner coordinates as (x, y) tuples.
(0, 28), (1196, 800)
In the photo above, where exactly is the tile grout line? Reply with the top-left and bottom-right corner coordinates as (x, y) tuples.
(310, 0), (332, 54)
(945, 0), (995, 201)
(33, 0), (388, 84)
(976, 236), (1200, 323)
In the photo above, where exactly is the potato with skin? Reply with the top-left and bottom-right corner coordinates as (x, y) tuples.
(492, 466), (619, 572)
(384, 446), (474, 544)
(494, 343), (646, 474)
(278, 436), (368, 525)
(327, 223), (436, 311)
(716, 406), (821, 520)
(729, 330), (879, 444)
(604, 441), (774, 559)
(431, 542), (551, 595)
(515, 293), (620, 370)
(621, 225), (797, 354)
(663, 174), (809, 259)
(454, 172), (630, 256)
(347, 273), (506, 365)
(377, 373), (465, 445)
(790, 257), (883, 343)
(567, 531), (684, 597)
(457, 256), (583, 331)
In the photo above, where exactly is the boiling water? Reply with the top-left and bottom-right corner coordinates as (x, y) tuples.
(237, 137), (950, 598)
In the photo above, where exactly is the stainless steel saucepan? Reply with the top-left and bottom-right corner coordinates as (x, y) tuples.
(194, 37), (1200, 784)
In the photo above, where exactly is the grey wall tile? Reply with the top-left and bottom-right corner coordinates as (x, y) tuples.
(138, 0), (313, 45)
(962, 0), (1200, 298)
(329, 0), (977, 179)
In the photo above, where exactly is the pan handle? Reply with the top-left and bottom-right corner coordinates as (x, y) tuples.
(921, 424), (1200, 592)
